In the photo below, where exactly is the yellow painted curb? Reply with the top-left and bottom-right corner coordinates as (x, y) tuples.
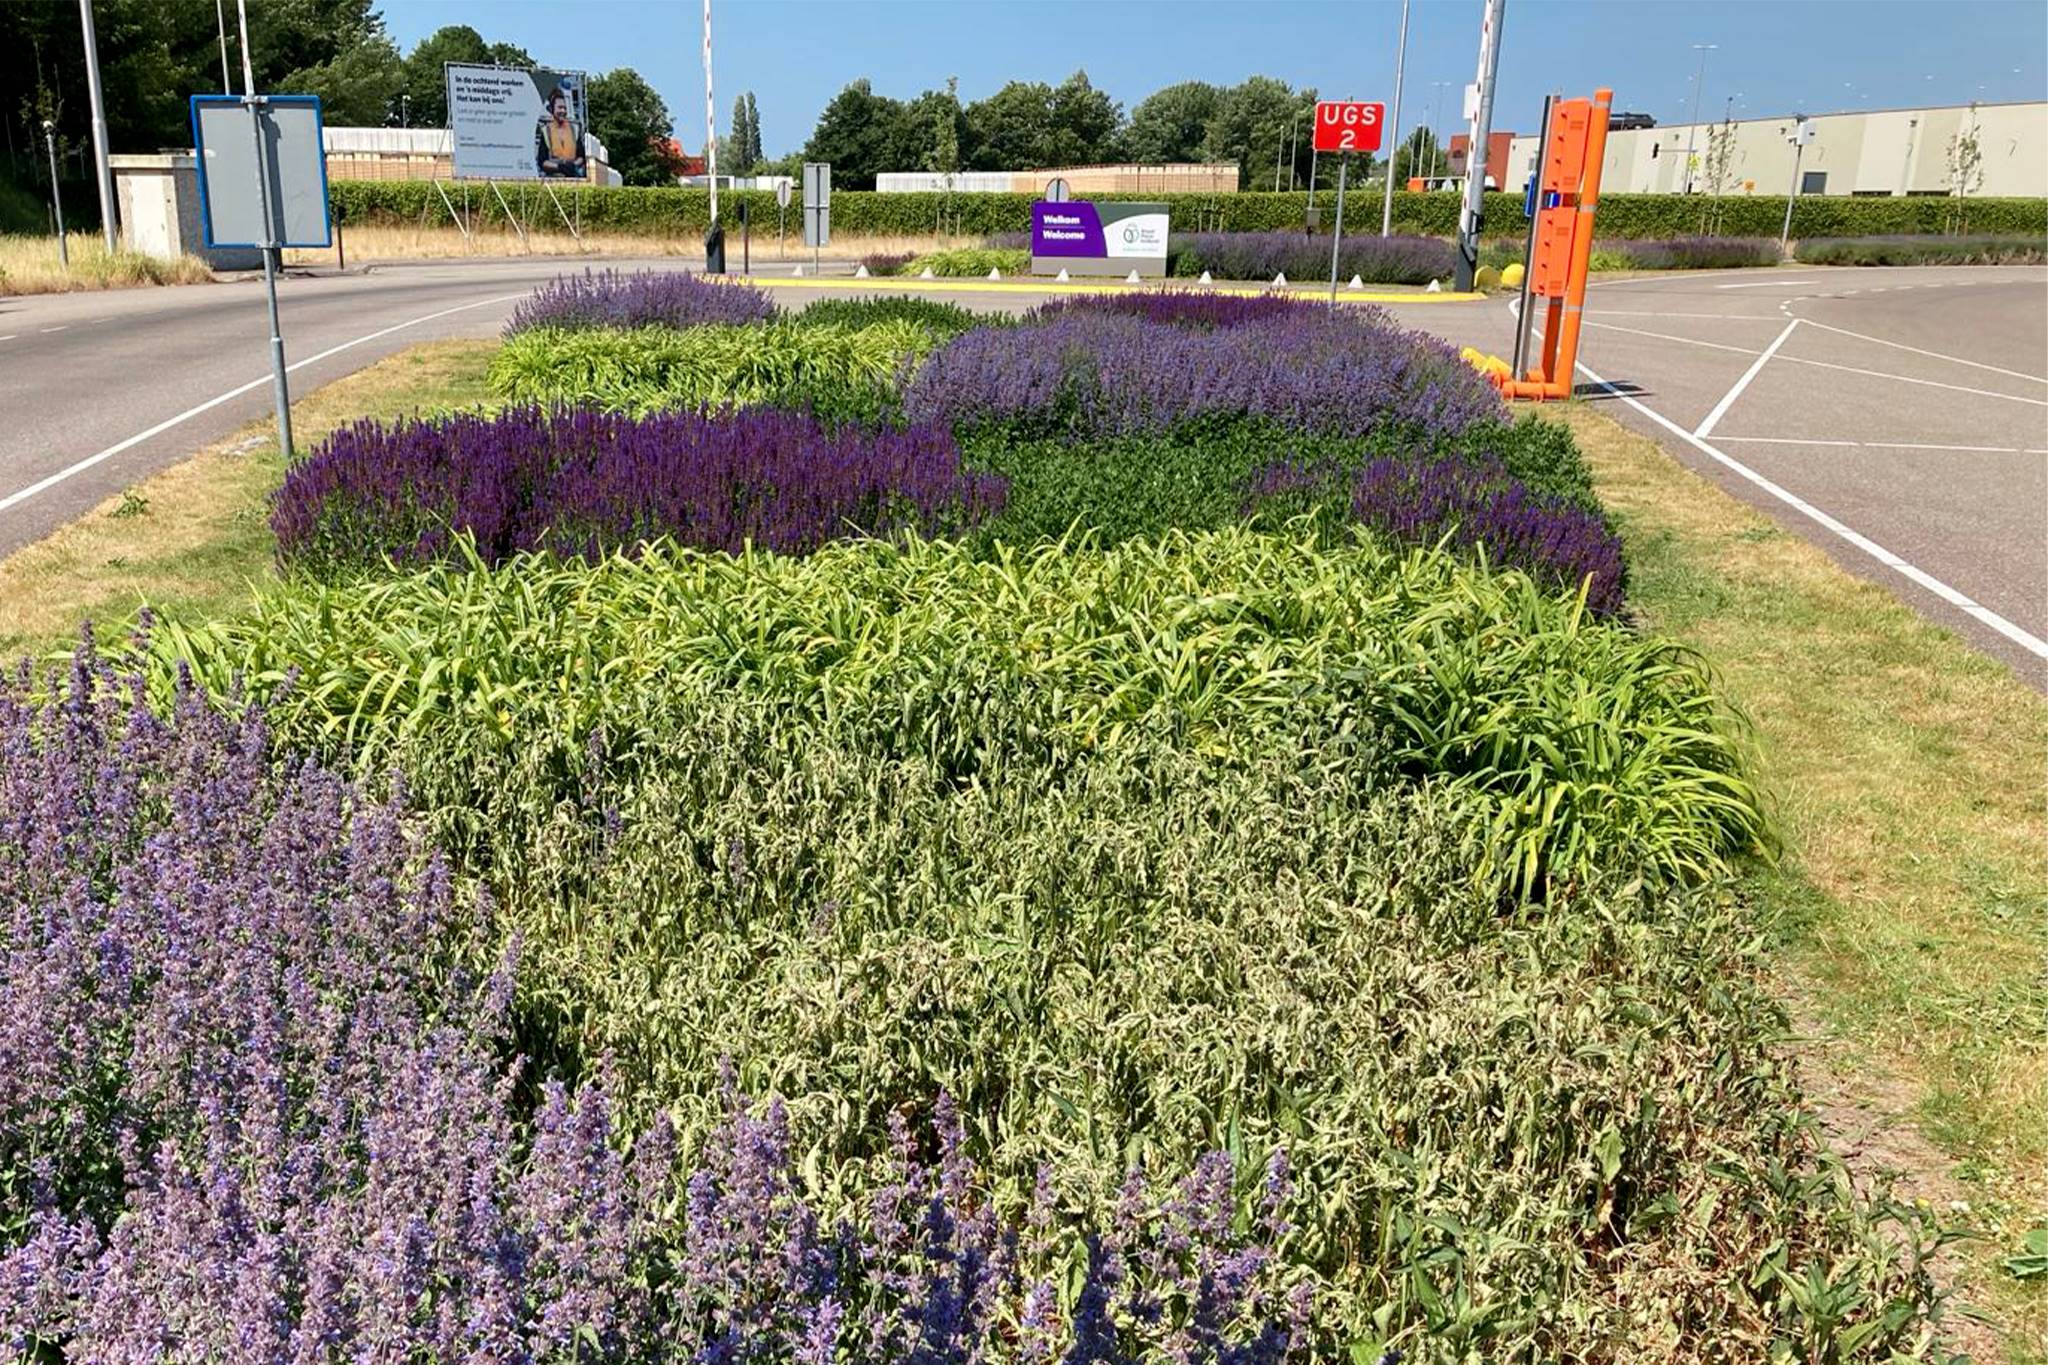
(728, 274), (1484, 304)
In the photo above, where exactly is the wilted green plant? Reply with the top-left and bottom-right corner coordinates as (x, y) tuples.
(486, 319), (939, 417)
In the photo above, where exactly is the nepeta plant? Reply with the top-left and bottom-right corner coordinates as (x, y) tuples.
(506, 268), (777, 335)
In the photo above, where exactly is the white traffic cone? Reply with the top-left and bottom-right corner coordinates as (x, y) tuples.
(987, 267), (1002, 280)
(1198, 270), (1213, 284)
(1272, 272), (1288, 287)
(1348, 274), (1365, 289)
(792, 264), (804, 277)
(920, 267), (936, 279)
(854, 264), (870, 278)
(1426, 279), (1442, 292)
(1125, 269), (1141, 283)
(1055, 268), (1070, 281)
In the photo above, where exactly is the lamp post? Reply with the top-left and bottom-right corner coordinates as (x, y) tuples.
(1380, 0), (1410, 234)
(1680, 42), (1716, 193)
(42, 121), (68, 269)
(79, 0), (118, 252)
(1430, 81), (1452, 178)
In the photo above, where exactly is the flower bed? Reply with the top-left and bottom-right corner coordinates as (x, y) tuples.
(1792, 233), (2048, 266)
(273, 405), (1004, 573)
(504, 267), (776, 335)
(1167, 230), (1454, 284)
(904, 305), (1502, 443)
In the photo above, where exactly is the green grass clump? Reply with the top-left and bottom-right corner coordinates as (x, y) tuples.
(486, 319), (939, 419)
(898, 246), (1031, 277)
(142, 527), (1764, 898)
(794, 294), (999, 338)
(1792, 233), (2048, 266)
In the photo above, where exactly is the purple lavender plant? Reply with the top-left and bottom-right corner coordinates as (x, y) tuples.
(1030, 290), (1316, 331)
(1169, 232), (1454, 286)
(903, 309), (1502, 445)
(505, 268), (777, 336)
(272, 405), (1008, 574)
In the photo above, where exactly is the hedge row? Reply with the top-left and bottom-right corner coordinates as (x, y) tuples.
(329, 179), (2048, 241)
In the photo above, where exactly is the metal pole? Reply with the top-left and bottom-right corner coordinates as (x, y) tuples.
(1680, 43), (1715, 193)
(1780, 136), (1804, 251)
(236, 0), (293, 458)
(703, 0), (717, 225)
(1511, 94), (1555, 381)
(1381, 0), (1410, 236)
(1273, 118), (1285, 192)
(43, 123), (69, 268)
(214, 0), (231, 91)
(1327, 154), (1348, 304)
(1454, 0), (1506, 292)
(78, 0), (119, 253)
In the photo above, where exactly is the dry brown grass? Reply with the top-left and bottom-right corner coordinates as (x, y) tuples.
(1557, 402), (2048, 1359)
(287, 224), (977, 268)
(0, 233), (214, 295)
(0, 340), (497, 658)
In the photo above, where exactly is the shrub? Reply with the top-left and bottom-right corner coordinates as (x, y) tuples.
(904, 307), (1503, 444)
(0, 651), (1314, 1361)
(857, 248), (916, 275)
(795, 293), (994, 339)
(1250, 454), (1625, 614)
(504, 267), (776, 335)
(899, 246), (1031, 276)
(272, 405), (1005, 574)
(1167, 231), (1453, 284)
(1030, 288), (1319, 330)
(1792, 233), (2048, 266)
(1603, 236), (1783, 270)
(486, 319), (938, 419)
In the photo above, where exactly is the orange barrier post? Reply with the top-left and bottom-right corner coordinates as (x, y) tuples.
(1500, 87), (1612, 401)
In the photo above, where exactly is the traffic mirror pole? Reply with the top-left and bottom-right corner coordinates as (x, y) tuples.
(1327, 154), (1348, 305)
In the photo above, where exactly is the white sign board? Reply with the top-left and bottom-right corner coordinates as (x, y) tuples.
(190, 94), (331, 249)
(446, 63), (589, 181)
(802, 161), (831, 248)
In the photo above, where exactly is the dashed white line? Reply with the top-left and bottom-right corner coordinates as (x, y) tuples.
(39, 326), (67, 333)
(1716, 278), (1824, 289)
(1716, 436), (2048, 455)
(0, 335), (16, 343)
(1696, 318), (1800, 438)
(1577, 357), (2048, 662)
(0, 291), (526, 517)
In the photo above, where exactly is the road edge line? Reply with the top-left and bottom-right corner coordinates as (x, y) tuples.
(1576, 357), (2048, 662)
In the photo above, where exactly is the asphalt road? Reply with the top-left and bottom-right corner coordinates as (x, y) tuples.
(1382, 266), (2048, 683)
(2, 259), (2042, 683)
(0, 257), (688, 557)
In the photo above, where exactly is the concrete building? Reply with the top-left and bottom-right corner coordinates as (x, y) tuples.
(1499, 100), (2046, 199)
(110, 153), (261, 268)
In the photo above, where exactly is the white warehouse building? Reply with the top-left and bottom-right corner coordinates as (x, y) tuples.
(1500, 100), (2046, 199)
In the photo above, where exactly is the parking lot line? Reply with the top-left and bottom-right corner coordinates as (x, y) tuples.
(1717, 436), (2048, 455)
(1777, 354), (2048, 407)
(1696, 319), (1800, 438)
(1788, 316), (2048, 385)
(1575, 356), (2048, 663)
(1715, 278), (1823, 289)
(1584, 320), (1760, 355)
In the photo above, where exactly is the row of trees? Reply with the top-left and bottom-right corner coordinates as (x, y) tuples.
(796, 73), (1395, 192)
(1, 0), (683, 217)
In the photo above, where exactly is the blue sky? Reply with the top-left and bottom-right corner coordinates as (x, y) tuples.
(383, 0), (2048, 156)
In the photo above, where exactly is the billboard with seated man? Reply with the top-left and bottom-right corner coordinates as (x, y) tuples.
(446, 63), (589, 181)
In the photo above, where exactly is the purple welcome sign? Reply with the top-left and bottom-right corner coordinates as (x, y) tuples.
(1030, 200), (1169, 276)
(1031, 202), (1107, 258)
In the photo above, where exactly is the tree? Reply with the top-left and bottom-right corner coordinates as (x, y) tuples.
(1047, 70), (1122, 164)
(801, 79), (910, 189)
(399, 25), (534, 130)
(744, 91), (762, 167)
(588, 68), (674, 187)
(1389, 126), (1445, 185)
(1946, 102), (1983, 232)
(1700, 119), (1736, 234)
(1124, 81), (1219, 163)
(282, 38), (403, 126)
(1202, 77), (1312, 190)
(965, 80), (1055, 170)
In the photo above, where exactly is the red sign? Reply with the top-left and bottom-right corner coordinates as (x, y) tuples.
(1313, 101), (1385, 153)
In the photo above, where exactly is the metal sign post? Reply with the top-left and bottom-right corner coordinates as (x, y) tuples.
(1381, 0), (1411, 237)
(1327, 155), (1348, 304)
(1511, 93), (1557, 380)
(1780, 116), (1814, 249)
(776, 177), (790, 256)
(42, 121), (67, 268)
(802, 161), (831, 274)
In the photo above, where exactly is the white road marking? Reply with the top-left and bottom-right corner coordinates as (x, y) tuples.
(1716, 278), (1824, 289)
(0, 335), (15, 343)
(1696, 319), (1801, 438)
(1590, 309), (1789, 321)
(1788, 316), (2048, 385)
(1716, 436), (2048, 455)
(1577, 357), (2048, 662)
(1778, 353), (2048, 407)
(1585, 321), (1761, 355)
(39, 326), (67, 333)
(0, 291), (525, 517)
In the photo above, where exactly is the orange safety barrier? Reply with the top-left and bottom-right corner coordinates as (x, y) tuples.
(1499, 87), (1612, 401)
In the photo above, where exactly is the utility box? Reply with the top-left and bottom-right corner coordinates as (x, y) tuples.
(111, 153), (261, 270)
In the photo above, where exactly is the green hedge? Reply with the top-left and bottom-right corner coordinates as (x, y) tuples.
(330, 179), (2048, 241)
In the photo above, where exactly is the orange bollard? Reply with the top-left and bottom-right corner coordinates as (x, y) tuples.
(1500, 87), (1612, 401)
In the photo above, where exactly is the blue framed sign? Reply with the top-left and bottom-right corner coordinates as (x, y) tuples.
(189, 93), (332, 249)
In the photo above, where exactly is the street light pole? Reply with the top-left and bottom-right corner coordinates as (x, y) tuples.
(43, 121), (68, 268)
(236, 0), (294, 458)
(1381, 0), (1410, 235)
(78, 0), (119, 253)
(1681, 42), (1716, 193)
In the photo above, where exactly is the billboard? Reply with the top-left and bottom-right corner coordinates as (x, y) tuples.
(1029, 201), (1168, 277)
(190, 95), (332, 249)
(446, 63), (589, 181)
